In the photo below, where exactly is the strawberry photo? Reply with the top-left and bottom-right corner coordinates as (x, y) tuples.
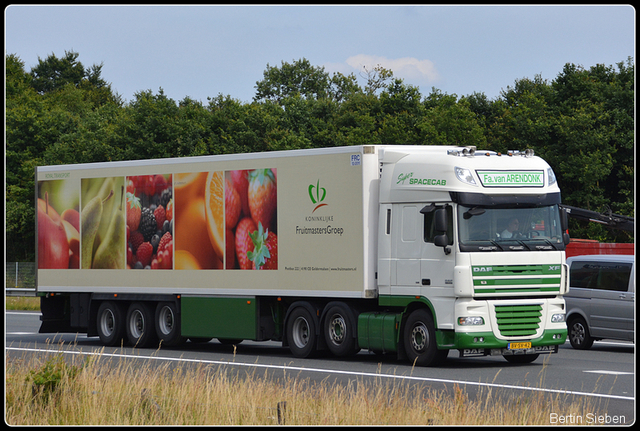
(226, 168), (277, 270)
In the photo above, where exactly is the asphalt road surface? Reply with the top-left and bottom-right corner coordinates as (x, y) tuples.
(6, 310), (635, 425)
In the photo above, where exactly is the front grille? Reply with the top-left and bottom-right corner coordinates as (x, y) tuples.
(472, 264), (562, 295)
(494, 304), (542, 337)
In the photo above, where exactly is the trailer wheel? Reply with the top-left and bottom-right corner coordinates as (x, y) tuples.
(286, 306), (318, 358)
(324, 303), (359, 357)
(155, 302), (186, 347)
(126, 302), (158, 348)
(403, 309), (440, 367)
(96, 301), (126, 346)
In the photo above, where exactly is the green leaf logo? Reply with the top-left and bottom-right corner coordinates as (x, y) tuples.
(309, 180), (327, 213)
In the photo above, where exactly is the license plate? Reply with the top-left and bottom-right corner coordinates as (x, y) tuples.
(508, 342), (531, 350)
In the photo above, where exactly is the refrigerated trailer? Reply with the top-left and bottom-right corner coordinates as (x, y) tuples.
(36, 145), (569, 365)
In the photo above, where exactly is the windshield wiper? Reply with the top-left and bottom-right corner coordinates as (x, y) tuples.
(488, 239), (504, 251)
(530, 238), (560, 250)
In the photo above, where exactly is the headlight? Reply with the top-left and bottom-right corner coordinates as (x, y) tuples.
(547, 167), (557, 186)
(551, 313), (565, 323)
(455, 167), (477, 186)
(458, 316), (484, 326)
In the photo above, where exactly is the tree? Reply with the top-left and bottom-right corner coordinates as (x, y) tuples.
(418, 89), (487, 147)
(254, 58), (332, 103)
(360, 64), (394, 95)
(30, 50), (109, 94)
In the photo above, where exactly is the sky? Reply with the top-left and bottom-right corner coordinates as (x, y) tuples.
(5, 5), (635, 105)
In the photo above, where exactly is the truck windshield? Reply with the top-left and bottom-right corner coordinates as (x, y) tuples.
(457, 204), (564, 252)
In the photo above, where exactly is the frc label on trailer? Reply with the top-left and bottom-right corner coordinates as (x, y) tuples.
(477, 170), (544, 187)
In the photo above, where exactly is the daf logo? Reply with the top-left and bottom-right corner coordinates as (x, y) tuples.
(473, 267), (492, 272)
(534, 345), (556, 352)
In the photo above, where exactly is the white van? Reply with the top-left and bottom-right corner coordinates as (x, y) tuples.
(565, 255), (635, 349)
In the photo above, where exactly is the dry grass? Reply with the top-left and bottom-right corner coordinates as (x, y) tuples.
(5, 296), (40, 311)
(6, 347), (601, 426)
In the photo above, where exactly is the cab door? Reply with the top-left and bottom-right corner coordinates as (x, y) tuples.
(393, 203), (456, 294)
(395, 204), (422, 290)
(420, 205), (455, 289)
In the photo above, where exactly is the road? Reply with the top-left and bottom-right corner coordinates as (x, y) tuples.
(6, 310), (635, 424)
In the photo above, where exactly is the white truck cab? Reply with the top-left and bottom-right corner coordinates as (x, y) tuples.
(374, 146), (568, 364)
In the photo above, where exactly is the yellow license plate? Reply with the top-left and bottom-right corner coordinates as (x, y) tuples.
(508, 342), (532, 350)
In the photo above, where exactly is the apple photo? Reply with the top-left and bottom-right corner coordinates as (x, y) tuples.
(37, 179), (80, 269)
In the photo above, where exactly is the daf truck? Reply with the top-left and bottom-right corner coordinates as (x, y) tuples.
(36, 145), (569, 366)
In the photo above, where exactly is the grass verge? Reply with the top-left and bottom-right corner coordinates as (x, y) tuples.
(5, 296), (40, 311)
(6, 347), (601, 425)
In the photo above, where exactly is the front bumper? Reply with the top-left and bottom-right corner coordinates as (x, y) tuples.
(444, 328), (567, 357)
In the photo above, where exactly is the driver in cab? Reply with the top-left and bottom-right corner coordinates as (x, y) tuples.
(501, 218), (520, 238)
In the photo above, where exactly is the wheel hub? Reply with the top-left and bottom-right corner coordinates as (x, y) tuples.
(292, 316), (310, 348)
(411, 323), (428, 352)
(329, 315), (346, 344)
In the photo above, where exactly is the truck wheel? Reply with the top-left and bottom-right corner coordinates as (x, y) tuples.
(324, 303), (359, 357)
(403, 309), (439, 367)
(503, 353), (540, 364)
(155, 302), (186, 347)
(96, 301), (126, 346)
(568, 316), (594, 350)
(126, 302), (158, 348)
(286, 306), (318, 358)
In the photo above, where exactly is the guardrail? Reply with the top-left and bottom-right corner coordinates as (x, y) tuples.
(6, 288), (37, 297)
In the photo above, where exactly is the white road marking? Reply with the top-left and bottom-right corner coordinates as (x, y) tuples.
(583, 370), (634, 376)
(6, 346), (634, 401)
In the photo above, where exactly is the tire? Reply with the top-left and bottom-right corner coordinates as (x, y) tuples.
(503, 353), (540, 364)
(125, 302), (158, 348)
(286, 306), (318, 358)
(323, 303), (359, 357)
(568, 316), (594, 350)
(155, 302), (186, 347)
(96, 301), (126, 347)
(403, 309), (440, 367)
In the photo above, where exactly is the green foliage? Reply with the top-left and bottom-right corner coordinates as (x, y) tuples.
(27, 354), (82, 403)
(4, 52), (635, 263)
(254, 58), (332, 103)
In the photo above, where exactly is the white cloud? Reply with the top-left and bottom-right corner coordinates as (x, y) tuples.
(344, 54), (440, 83)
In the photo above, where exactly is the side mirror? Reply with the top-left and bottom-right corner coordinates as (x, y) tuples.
(434, 208), (448, 232)
(434, 234), (449, 247)
(434, 208), (451, 254)
(434, 233), (451, 255)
